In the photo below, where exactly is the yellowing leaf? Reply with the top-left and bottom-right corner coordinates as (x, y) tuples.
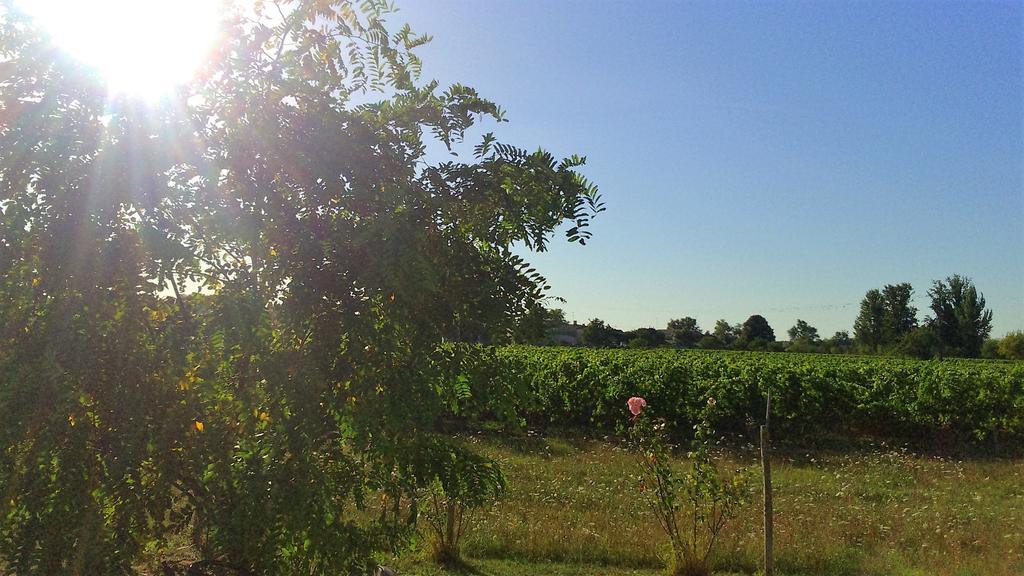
(179, 371), (199, 391)
(194, 420), (204, 432)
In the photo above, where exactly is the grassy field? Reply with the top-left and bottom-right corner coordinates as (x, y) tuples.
(386, 433), (1023, 576)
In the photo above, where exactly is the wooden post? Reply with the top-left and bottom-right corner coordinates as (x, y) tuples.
(761, 391), (774, 576)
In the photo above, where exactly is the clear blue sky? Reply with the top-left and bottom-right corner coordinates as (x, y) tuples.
(398, 0), (1023, 338)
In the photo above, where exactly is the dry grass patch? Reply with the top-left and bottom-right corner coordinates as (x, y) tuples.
(444, 434), (1022, 576)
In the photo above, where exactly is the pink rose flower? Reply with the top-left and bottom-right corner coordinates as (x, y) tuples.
(627, 396), (647, 417)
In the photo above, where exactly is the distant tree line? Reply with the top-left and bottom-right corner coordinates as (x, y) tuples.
(577, 313), (795, 352)
(516, 274), (1022, 360)
(851, 274), (1011, 360)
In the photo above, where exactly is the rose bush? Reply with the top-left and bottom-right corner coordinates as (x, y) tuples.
(627, 394), (748, 576)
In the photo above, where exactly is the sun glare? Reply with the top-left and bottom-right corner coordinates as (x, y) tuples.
(18, 0), (222, 99)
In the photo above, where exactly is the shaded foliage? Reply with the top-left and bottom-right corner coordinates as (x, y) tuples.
(712, 320), (739, 347)
(822, 331), (854, 354)
(882, 283), (918, 343)
(997, 331), (1024, 361)
(738, 315), (774, 347)
(786, 319), (820, 352)
(853, 289), (887, 353)
(513, 305), (567, 345)
(666, 317), (702, 348)
(581, 318), (625, 348)
(927, 275), (992, 358)
(626, 327), (667, 349)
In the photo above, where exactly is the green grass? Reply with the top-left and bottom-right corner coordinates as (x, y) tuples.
(386, 433), (1023, 576)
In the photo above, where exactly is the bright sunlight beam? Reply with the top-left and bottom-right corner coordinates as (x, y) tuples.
(17, 0), (222, 99)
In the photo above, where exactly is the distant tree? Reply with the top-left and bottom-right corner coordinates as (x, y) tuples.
(823, 331), (854, 354)
(786, 319), (821, 353)
(881, 283), (918, 342)
(696, 334), (725, 350)
(739, 315), (775, 346)
(549, 308), (568, 324)
(581, 318), (625, 348)
(745, 338), (770, 352)
(627, 327), (666, 348)
(787, 319), (820, 343)
(666, 317), (702, 348)
(712, 319), (739, 347)
(997, 331), (1024, 360)
(898, 326), (940, 360)
(854, 283), (921, 354)
(854, 289), (887, 353)
(927, 275), (993, 358)
(981, 338), (1003, 360)
(514, 305), (567, 344)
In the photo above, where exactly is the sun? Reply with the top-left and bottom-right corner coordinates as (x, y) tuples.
(18, 0), (223, 99)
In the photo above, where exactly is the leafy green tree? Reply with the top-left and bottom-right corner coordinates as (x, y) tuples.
(738, 314), (774, 347)
(927, 275), (993, 357)
(854, 283), (919, 354)
(0, 2), (602, 574)
(981, 338), (1003, 359)
(423, 445), (505, 564)
(997, 331), (1024, 360)
(696, 334), (725, 349)
(854, 289), (887, 353)
(898, 326), (940, 360)
(666, 317), (702, 348)
(712, 319), (739, 347)
(581, 319), (624, 348)
(626, 327), (667, 348)
(823, 330), (853, 354)
(786, 319), (821, 353)
(745, 338), (770, 352)
(1, 8), (191, 573)
(514, 305), (567, 345)
(787, 319), (820, 343)
(881, 283), (918, 343)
